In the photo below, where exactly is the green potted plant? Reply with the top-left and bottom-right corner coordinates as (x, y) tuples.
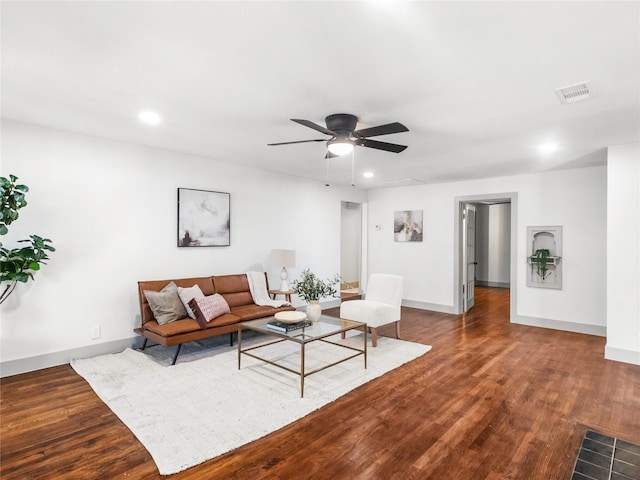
(532, 248), (551, 280)
(291, 269), (341, 321)
(0, 174), (55, 304)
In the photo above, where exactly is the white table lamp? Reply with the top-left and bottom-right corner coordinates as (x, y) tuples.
(271, 249), (296, 291)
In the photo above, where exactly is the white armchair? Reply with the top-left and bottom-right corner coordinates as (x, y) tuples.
(339, 274), (403, 347)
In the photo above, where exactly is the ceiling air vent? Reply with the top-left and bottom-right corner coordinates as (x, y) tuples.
(554, 81), (592, 105)
(383, 178), (426, 187)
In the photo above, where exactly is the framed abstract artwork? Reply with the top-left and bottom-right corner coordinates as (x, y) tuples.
(394, 210), (423, 242)
(177, 188), (230, 247)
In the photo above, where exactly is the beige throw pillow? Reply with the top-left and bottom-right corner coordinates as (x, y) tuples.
(177, 284), (205, 319)
(144, 281), (187, 325)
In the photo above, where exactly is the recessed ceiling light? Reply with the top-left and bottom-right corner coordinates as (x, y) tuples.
(139, 110), (162, 126)
(363, 171), (374, 178)
(539, 143), (558, 154)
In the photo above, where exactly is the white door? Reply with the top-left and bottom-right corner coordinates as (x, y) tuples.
(462, 203), (477, 312)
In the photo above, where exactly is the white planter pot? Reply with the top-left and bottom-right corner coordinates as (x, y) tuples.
(306, 300), (322, 322)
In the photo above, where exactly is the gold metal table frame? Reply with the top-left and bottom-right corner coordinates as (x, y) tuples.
(238, 315), (367, 397)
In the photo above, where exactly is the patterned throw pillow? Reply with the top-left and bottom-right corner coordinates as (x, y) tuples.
(144, 281), (188, 325)
(189, 294), (231, 329)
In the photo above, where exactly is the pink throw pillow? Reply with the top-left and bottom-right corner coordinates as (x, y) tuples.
(189, 294), (231, 329)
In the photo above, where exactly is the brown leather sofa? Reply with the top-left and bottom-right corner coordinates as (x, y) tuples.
(136, 273), (295, 364)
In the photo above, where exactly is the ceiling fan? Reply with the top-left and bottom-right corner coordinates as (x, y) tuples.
(268, 113), (409, 158)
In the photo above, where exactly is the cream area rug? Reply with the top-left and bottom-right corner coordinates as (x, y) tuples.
(71, 333), (431, 475)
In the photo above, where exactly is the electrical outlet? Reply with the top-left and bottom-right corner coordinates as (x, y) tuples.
(91, 326), (101, 340)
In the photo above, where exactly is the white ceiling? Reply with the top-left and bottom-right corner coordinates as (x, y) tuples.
(2, 1), (639, 188)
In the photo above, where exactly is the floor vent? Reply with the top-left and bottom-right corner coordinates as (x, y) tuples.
(555, 81), (592, 105)
(571, 429), (640, 479)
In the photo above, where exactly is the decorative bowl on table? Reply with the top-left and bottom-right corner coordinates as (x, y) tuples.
(274, 311), (307, 324)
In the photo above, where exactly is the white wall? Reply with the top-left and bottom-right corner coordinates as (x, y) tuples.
(3, 119), (633, 372)
(0, 120), (366, 374)
(606, 143), (640, 365)
(367, 166), (607, 332)
(476, 203), (511, 287)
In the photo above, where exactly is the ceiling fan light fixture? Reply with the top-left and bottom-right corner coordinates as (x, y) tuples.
(327, 138), (355, 156)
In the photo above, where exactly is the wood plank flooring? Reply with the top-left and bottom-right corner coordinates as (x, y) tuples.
(2, 287), (639, 479)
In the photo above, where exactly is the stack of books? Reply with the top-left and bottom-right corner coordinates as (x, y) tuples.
(266, 319), (312, 333)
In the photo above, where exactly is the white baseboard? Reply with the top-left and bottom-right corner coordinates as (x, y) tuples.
(400, 300), (457, 314)
(3, 307), (615, 377)
(0, 338), (140, 378)
(1, 303), (348, 378)
(511, 315), (606, 337)
(476, 281), (510, 288)
(605, 345), (640, 366)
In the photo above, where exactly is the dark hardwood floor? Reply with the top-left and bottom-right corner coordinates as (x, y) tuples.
(2, 287), (639, 479)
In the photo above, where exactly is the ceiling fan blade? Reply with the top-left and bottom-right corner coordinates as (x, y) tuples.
(360, 138), (408, 153)
(291, 119), (334, 136)
(325, 151), (339, 159)
(267, 139), (326, 146)
(355, 122), (409, 138)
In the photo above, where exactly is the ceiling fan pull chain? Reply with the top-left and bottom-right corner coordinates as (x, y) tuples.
(351, 150), (355, 187)
(325, 157), (331, 187)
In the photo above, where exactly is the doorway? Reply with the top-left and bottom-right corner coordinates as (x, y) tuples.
(340, 201), (363, 300)
(455, 194), (517, 315)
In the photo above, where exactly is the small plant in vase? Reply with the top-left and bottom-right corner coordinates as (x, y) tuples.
(532, 249), (551, 280)
(291, 269), (341, 321)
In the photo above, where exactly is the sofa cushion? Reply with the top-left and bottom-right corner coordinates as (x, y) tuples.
(143, 282), (188, 325)
(230, 304), (295, 321)
(189, 294), (231, 329)
(143, 319), (202, 337)
(178, 284), (205, 319)
(212, 274), (256, 307)
(205, 312), (241, 328)
(340, 300), (400, 328)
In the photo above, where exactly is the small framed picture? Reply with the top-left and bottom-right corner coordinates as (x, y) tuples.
(394, 210), (423, 242)
(177, 188), (230, 247)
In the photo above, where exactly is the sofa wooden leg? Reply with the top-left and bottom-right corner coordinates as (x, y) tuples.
(229, 332), (234, 347)
(171, 344), (182, 365)
(141, 338), (148, 351)
(395, 321), (400, 339)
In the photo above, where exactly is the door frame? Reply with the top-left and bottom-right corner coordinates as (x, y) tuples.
(340, 200), (367, 295)
(461, 203), (477, 312)
(453, 193), (518, 318)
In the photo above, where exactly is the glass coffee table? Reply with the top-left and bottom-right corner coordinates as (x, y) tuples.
(238, 315), (367, 397)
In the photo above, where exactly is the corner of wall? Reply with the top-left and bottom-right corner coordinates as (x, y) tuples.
(604, 345), (640, 366)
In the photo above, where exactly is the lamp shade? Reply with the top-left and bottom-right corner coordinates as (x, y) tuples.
(271, 249), (296, 267)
